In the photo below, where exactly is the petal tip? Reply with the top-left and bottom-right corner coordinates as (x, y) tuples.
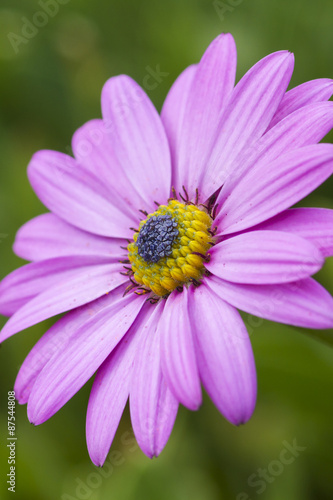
(183, 394), (202, 412)
(90, 454), (107, 468)
(228, 406), (256, 427)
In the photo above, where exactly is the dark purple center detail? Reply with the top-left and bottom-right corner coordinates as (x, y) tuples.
(136, 214), (179, 263)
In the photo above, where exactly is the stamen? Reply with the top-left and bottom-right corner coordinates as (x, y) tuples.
(189, 278), (201, 287)
(135, 288), (151, 296)
(123, 282), (138, 296)
(179, 185), (189, 203)
(210, 226), (218, 236)
(146, 297), (160, 304)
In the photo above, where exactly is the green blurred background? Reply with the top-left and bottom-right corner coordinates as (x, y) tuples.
(1, 0), (333, 499)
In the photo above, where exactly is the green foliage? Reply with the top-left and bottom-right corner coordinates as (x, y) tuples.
(0, 0), (333, 499)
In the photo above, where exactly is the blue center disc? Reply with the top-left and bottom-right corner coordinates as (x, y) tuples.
(136, 214), (179, 263)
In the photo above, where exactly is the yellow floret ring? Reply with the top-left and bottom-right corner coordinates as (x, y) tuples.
(127, 199), (214, 297)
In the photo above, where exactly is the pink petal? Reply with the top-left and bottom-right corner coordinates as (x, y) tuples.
(268, 78), (333, 130)
(161, 65), (196, 181)
(188, 284), (256, 425)
(217, 102), (333, 207)
(252, 208), (333, 257)
(14, 293), (113, 404)
(159, 287), (201, 410)
(207, 275), (333, 329)
(171, 33), (237, 199)
(27, 291), (146, 425)
(86, 304), (153, 466)
(207, 231), (324, 284)
(14, 213), (125, 262)
(28, 150), (136, 238)
(203, 51), (294, 200)
(15, 319), (67, 405)
(101, 75), (171, 212)
(215, 144), (333, 235)
(0, 262), (126, 342)
(0, 256), (107, 317)
(72, 119), (145, 216)
(130, 301), (178, 458)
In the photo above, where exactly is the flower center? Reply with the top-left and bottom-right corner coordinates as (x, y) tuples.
(136, 214), (179, 263)
(127, 200), (214, 297)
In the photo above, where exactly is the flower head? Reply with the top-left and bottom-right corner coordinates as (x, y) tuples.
(1, 33), (333, 465)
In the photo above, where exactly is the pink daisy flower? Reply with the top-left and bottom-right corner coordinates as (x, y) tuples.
(1, 33), (333, 466)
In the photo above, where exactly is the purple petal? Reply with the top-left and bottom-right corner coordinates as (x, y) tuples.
(72, 119), (145, 216)
(159, 287), (201, 410)
(203, 51), (294, 199)
(207, 231), (324, 284)
(0, 261), (126, 341)
(171, 33), (237, 199)
(130, 301), (178, 458)
(101, 75), (171, 212)
(215, 144), (333, 235)
(268, 78), (333, 130)
(252, 208), (333, 257)
(14, 213), (125, 262)
(207, 275), (333, 329)
(188, 284), (256, 425)
(161, 65), (196, 180)
(0, 256), (107, 317)
(217, 102), (333, 207)
(15, 319), (67, 405)
(27, 291), (146, 425)
(28, 150), (136, 238)
(86, 304), (153, 466)
(14, 293), (113, 404)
